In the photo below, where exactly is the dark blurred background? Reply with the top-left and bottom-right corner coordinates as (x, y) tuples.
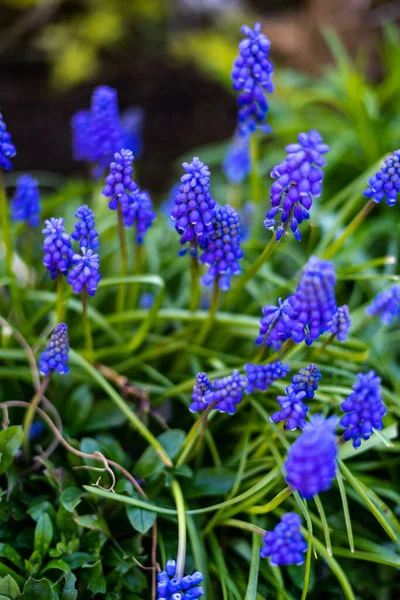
(0, 0), (399, 192)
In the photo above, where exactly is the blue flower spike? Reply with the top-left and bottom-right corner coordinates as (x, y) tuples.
(89, 85), (123, 175)
(200, 204), (243, 291)
(171, 157), (216, 257)
(157, 559), (204, 599)
(284, 415), (338, 498)
(11, 174), (41, 227)
(39, 323), (70, 376)
(71, 205), (100, 250)
(67, 247), (101, 296)
(231, 23), (274, 134)
(222, 131), (251, 184)
(330, 305), (351, 342)
(340, 371), (386, 449)
(42, 218), (73, 280)
(364, 149), (400, 206)
(122, 189), (156, 243)
(0, 112), (16, 171)
(244, 361), (290, 394)
(190, 370), (246, 415)
(260, 513), (307, 566)
(366, 285), (400, 325)
(71, 110), (92, 162)
(264, 130), (330, 241)
(190, 372), (214, 413)
(102, 149), (138, 212)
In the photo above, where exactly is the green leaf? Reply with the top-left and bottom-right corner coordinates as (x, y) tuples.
(186, 467), (235, 498)
(84, 401), (127, 432)
(63, 385), (93, 434)
(74, 514), (110, 536)
(60, 488), (83, 513)
(0, 427), (24, 475)
(42, 560), (71, 574)
(0, 543), (24, 570)
(0, 575), (20, 599)
(82, 560), (106, 595)
(135, 429), (185, 478)
(21, 578), (52, 600)
(34, 513), (54, 558)
(61, 572), (77, 600)
(126, 493), (157, 534)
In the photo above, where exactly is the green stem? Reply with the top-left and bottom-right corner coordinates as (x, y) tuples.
(336, 467), (354, 553)
(196, 280), (220, 345)
(250, 133), (263, 240)
(129, 242), (143, 309)
(322, 200), (375, 259)
(247, 487), (292, 514)
(223, 232), (279, 309)
(117, 205), (128, 315)
(314, 494), (332, 556)
(176, 403), (216, 467)
(23, 373), (51, 460)
(171, 479), (187, 579)
(244, 529), (261, 600)
(189, 254), (200, 311)
(56, 271), (64, 323)
(82, 290), (94, 363)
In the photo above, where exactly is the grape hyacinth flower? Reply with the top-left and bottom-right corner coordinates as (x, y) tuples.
(71, 110), (92, 162)
(122, 189), (156, 243)
(42, 218), (73, 279)
(330, 305), (351, 342)
(289, 364), (321, 399)
(171, 157), (216, 256)
(189, 372), (214, 413)
(200, 205), (243, 290)
(364, 149), (400, 206)
(0, 112), (16, 171)
(231, 23), (274, 134)
(366, 285), (400, 325)
(260, 513), (307, 566)
(121, 106), (144, 158)
(102, 149), (138, 212)
(284, 415), (338, 498)
(71, 205), (99, 249)
(222, 131), (251, 183)
(203, 370), (247, 415)
(157, 560), (204, 599)
(271, 387), (309, 431)
(89, 85), (123, 175)
(240, 201), (254, 241)
(340, 371), (386, 449)
(256, 257), (337, 349)
(244, 361), (290, 394)
(264, 130), (330, 241)
(39, 323), (70, 375)
(67, 247), (101, 296)
(11, 174), (41, 227)
(139, 292), (154, 309)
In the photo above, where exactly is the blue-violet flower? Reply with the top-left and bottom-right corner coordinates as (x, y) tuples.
(202, 370), (247, 415)
(39, 323), (70, 375)
(71, 205), (99, 250)
(330, 305), (350, 342)
(222, 131), (251, 183)
(0, 112), (16, 171)
(271, 388), (309, 431)
(190, 372), (214, 413)
(340, 371), (386, 449)
(231, 23), (274, 134)
(289, 364), (321, 399)
(11, 174), (41, 227)
(122, 189), (156, 243)
(157, 559), (204, 599)
(200, 204), (243, 290)
(260, 513), (307, 566)
(366, 285), (400, 325)
(364, 149), (400, 206)
(71, 110), (92, 162)
(171, 157), (216, 256)
(121, 106), (144, 158)
(102, 149), (138, 212)
(89, 85), (123, 174)
(67, 247), (101, 296)
(284, 415), (337, 498)
(264, 130), (329, 241)
(42, 218), (73, 279)
(244, 361), (290, 394)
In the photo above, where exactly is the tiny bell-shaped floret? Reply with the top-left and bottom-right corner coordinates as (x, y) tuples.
(39, 323), (70, 375)
(157, 559), (204, 599)
(244, 361), (290, 394)
(260, 513), (307, 566)
(67, 247), (101, 296)
(364, 149), (400, 206)
(202, 370), (247, 415)
(190, 372), (214, 413)
(42, 218), (73, 279)
(71, 205), (99, 250)
(11, 174), (41, 227)
(289, 364), (321, 399)
(330, 304), (351, 342)
(366, 285), (400, 325)
(122, 189), (156, 244)
(102, 149), (138, 212)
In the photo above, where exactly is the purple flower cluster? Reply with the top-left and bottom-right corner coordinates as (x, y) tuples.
(256, 256), (337, 349)
(0, 112), (16, 171)
(102, 149), (138, 211)
(340, 371), (386, 449)
(240, 201), (253, 241)
(157, 560), (204, 600)
(244, 361), (290, 394)
(264, 130), (329, 241)
(364, 149), (400, 206)
(290, 364), (321, 399)
(260, 513), (307, 566)
(284, 415), (337, 498)
(190, 370), (247, 415)
(122, 190), (156, 243)
(121, 106), (144, 158)
(67, 247), (101, 296)
(39, 323), (70, 375)
(190, 372), (214, 413)
(11, 174), (41, 227)
(71, 110), (92, 162)
(231, 23), (274, 134)
(330, 305), (351, 342)
(366, 285), (400, 325)
(222, 132), (251, 184)
(88, 86), (124, 174)
(200, 205), (243, 290)
(270, 365), (321, 430)
(42, 218), (73, 279)
(171, 157), (216, 256)
(71, 205), (99, 249)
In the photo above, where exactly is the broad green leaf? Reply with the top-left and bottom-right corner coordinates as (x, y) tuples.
(60, 488), (83, 513)
(186, 467), (235, 498)
(63, 385), (93, 433)
(42, 560), (71, 574)
(0, 427), (24, 474)
(82, 560), (106, 595)
(0, 575), (20, 599)
(126, 493), (157, 534)
(135, 429), (185, 478)
(34, 513), (54, 558)
(21, 578), (52, 600)
(74, 514), (110, 536)
(0, 544), (24, 570)
(61, 572), (77, 600)
(83, 400), (127, 431)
